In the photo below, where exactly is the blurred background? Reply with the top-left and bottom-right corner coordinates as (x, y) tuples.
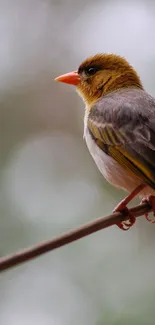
(1, 0), (155, 324)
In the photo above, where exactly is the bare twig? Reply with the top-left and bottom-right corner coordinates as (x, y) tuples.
(0, 202), (152, 272)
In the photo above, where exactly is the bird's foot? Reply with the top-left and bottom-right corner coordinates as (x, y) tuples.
(112, 184), (146, 231)
(113, 204), (136, 231)
(140, 196), (155, 223)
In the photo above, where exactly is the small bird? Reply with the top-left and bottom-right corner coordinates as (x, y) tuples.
(55, 53), (155, 230)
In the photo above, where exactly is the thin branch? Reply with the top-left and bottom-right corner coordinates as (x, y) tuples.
(0, 202), (152, 272)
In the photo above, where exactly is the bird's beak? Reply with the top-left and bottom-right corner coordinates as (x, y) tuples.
(55, 71), (80, 86)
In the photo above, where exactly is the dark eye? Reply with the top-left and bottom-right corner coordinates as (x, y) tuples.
(85, 66), (99, 76)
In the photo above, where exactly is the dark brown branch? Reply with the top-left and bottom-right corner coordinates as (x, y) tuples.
(0, 202), (152, 272)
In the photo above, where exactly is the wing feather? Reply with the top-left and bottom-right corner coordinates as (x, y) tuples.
(88, 89), (155, 190)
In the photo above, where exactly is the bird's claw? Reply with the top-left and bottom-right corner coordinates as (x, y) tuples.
(140, 196), (155, 224)
(113, 206), (136, 231)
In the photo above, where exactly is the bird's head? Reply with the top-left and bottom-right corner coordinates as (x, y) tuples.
(55, 53), (143, 106)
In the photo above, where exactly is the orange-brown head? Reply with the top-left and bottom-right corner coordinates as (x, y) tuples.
(55, 53), (143, 106)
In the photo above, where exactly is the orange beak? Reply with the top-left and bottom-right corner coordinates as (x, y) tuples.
(55, 71), (80, 86)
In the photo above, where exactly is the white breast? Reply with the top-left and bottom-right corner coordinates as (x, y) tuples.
(84, 116), (147, 194)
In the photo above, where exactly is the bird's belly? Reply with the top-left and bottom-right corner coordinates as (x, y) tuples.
(84, 127), (154, 196)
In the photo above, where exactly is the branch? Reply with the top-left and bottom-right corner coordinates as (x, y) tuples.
(0, 202), (152, 272)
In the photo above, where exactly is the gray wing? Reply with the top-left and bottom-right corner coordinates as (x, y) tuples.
(88, 88), (155, 189)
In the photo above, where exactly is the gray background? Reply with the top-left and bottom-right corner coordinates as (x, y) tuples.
(1, 1), (155, 324)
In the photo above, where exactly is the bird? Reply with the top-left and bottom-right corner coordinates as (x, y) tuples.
(55, 53), (155, 230)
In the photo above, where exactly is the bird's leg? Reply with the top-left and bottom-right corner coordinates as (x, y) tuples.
(140, 195), (155, 223)
(113, 184), (146, 231)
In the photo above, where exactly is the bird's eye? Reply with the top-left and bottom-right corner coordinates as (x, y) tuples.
(85, 66), (99, 76)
